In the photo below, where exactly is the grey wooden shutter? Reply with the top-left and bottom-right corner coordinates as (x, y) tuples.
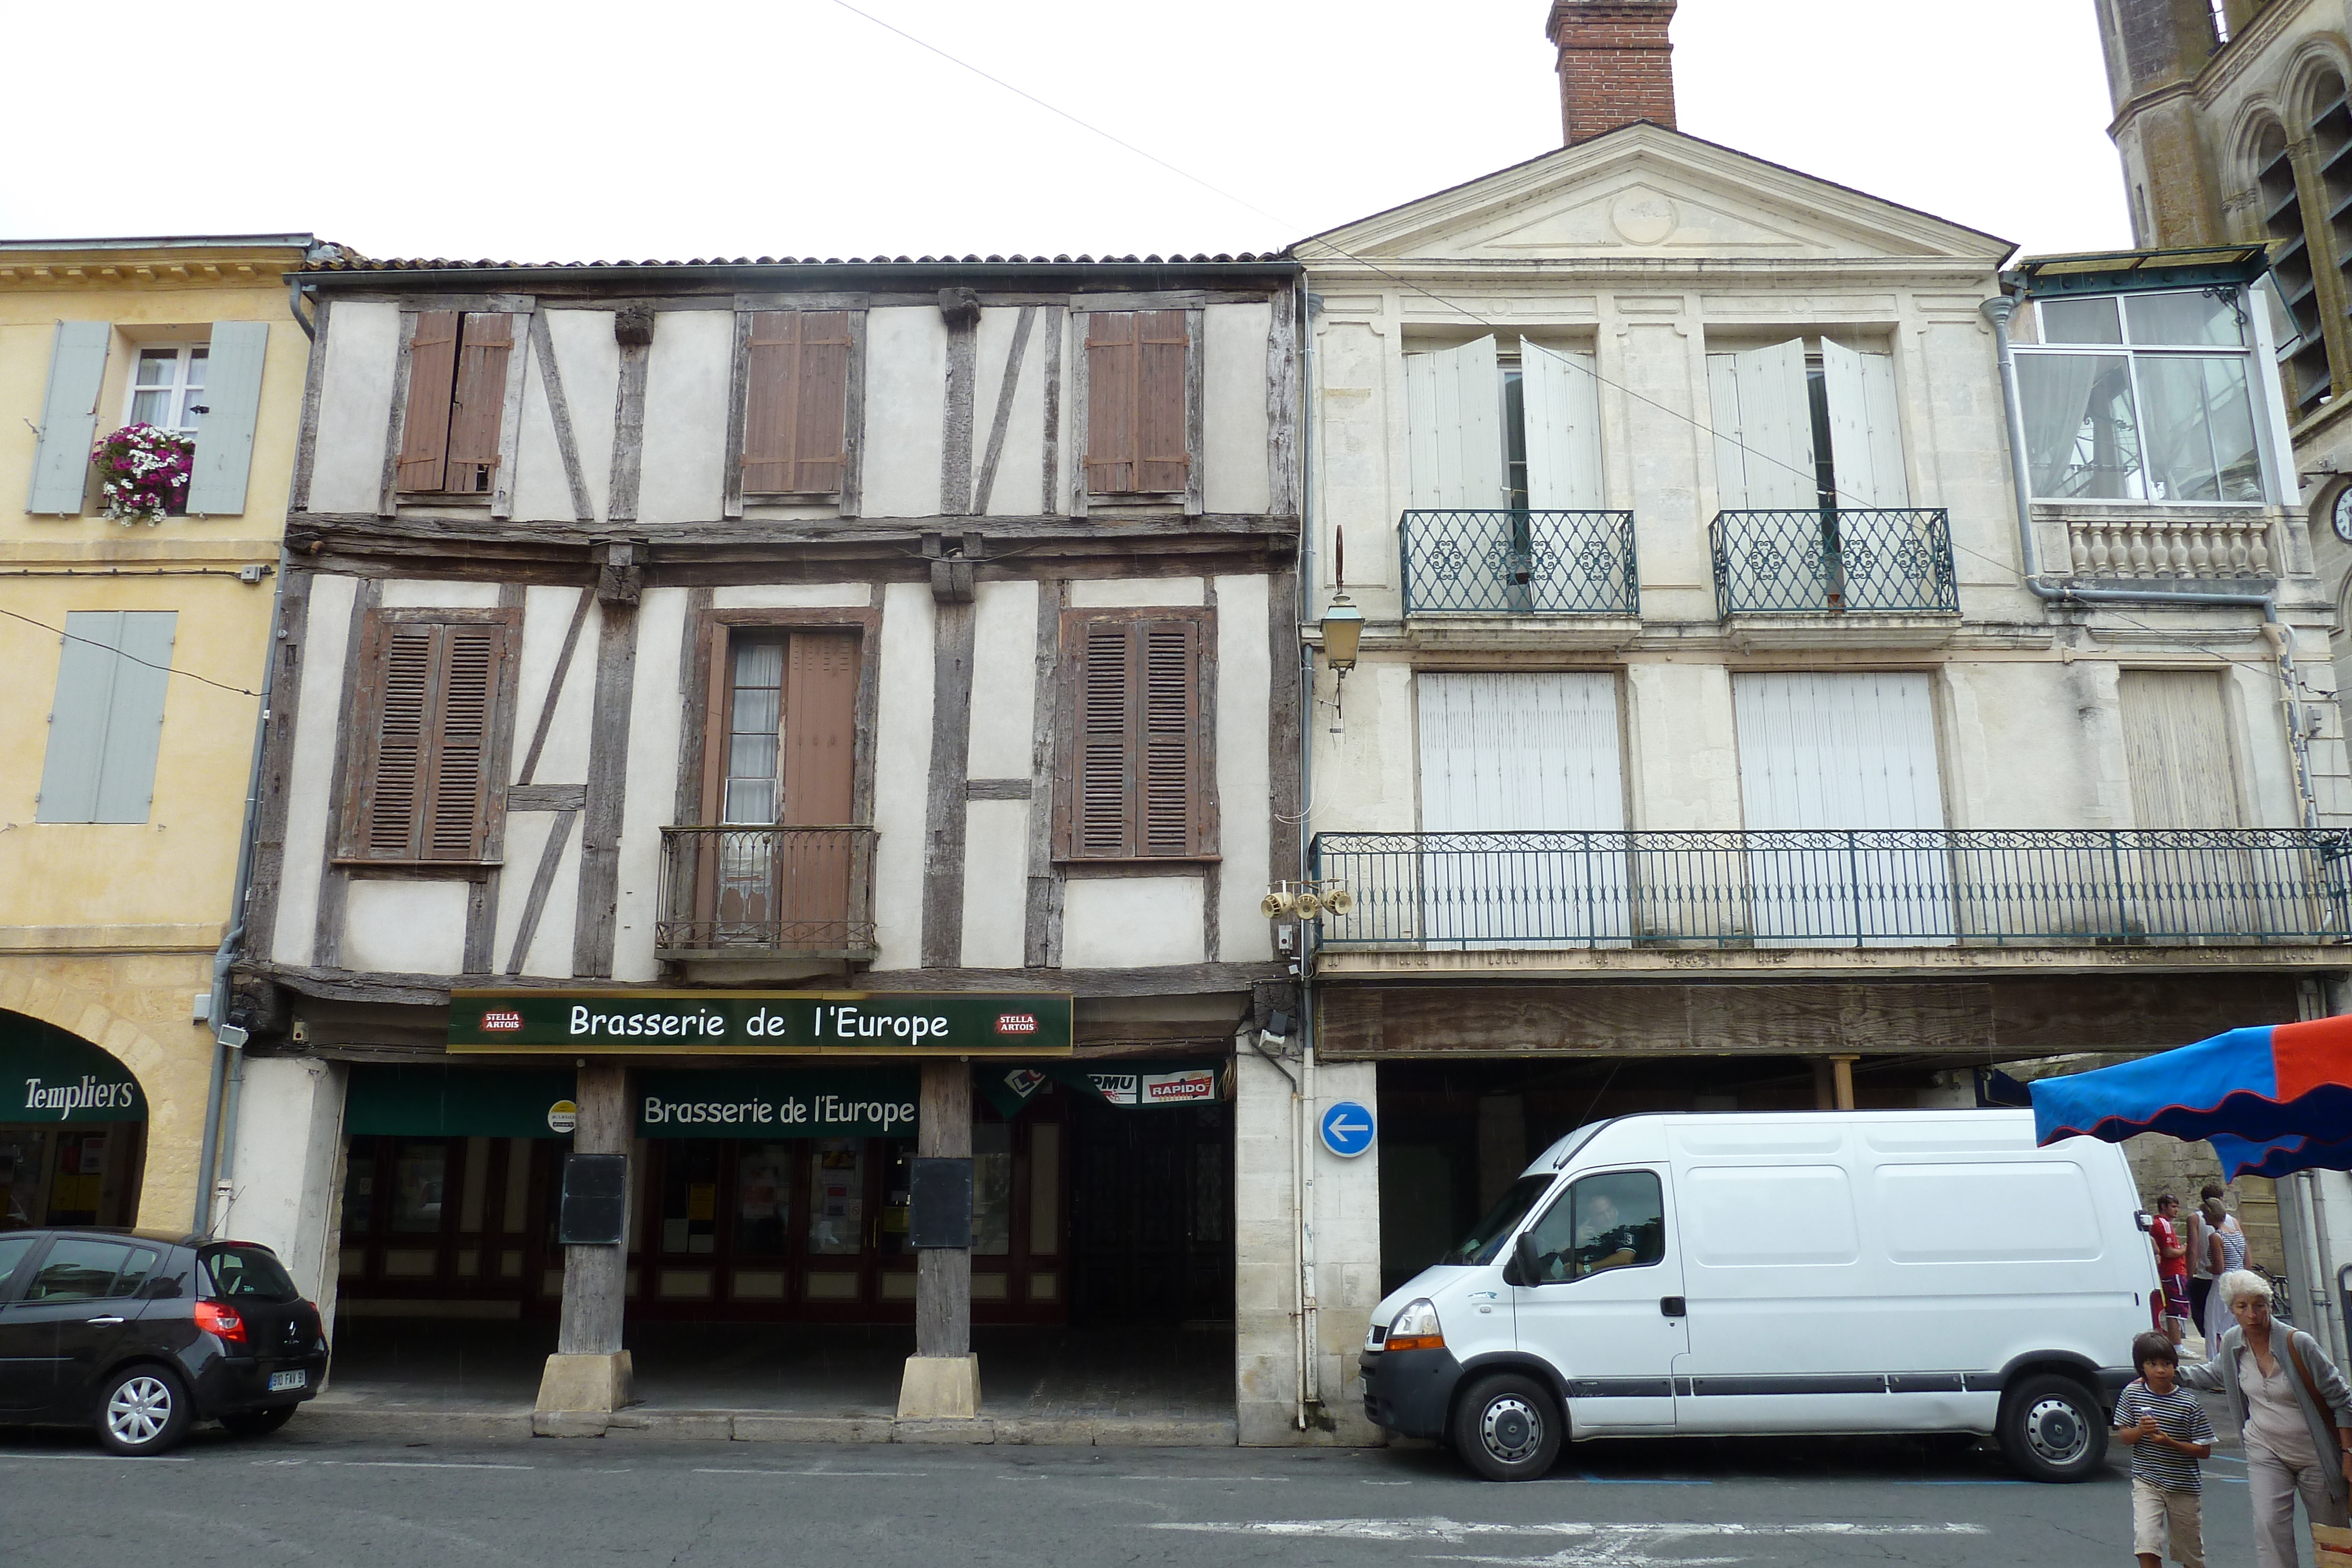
(28, 322), (112, 514)
(2119, 670), (2241, 828)
(186, 322), (269, 515)
(1404, 336), (1505, 509)
(1707, 340), (1816, 510)
(1521, 343), (1605, 510)
(1818, 339), (1909, 507)
(36, 610), (175, 824)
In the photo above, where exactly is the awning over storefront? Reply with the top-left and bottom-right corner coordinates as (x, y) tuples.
(2, 1011), (146, 1124)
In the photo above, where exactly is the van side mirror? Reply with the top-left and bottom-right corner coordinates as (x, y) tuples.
(2134, 1210), (2153, 1233)
(1506, 1232), (1541, 1288)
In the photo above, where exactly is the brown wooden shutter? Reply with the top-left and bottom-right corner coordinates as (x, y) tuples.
(1085, 312), (1140, 495)
(781, 631), (859, 824)
(1135, 310), (1189, 494)
(394, 311), (460, 493)
(1058, 610), (1212, 860)
(743, 311), (851, 496)
(345, 616), (512, 862)
(444, 312), (513, 495)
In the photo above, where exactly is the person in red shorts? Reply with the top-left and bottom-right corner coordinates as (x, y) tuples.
(2152, 1193), (2192, 1347)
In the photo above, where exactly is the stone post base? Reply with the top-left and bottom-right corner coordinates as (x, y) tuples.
(536, 1350), (634, 1415)
(896, 1354), (982, 1420)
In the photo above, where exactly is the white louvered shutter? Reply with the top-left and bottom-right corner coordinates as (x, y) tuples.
(186, 322), (269, 515)
(1707, 339), (1816, 510)
(28, 322), (112, 514)
(1818, 339), (1909, 507)
(1521, 342), (1605, 509)
(1404, 336), (1506, 509)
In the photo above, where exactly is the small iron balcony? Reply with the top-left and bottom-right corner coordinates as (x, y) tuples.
(1710, 508), (1957, 617)
(1309, 828), (2352, 951)
(656, 825), (878, 961)
(1400, 509), (1639, 616)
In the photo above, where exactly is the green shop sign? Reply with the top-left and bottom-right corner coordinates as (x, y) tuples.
(447, 989), (1073, 1057)
(3, 1012), (146, 1124)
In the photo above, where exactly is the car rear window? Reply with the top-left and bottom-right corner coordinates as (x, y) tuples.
(203, 1245), (300, 1303)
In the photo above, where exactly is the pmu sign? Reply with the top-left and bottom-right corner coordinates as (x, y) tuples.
(449, 989), (1073, 1057)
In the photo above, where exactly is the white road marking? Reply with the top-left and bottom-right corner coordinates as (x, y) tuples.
(323, 1460), (536, 1470)
(1149, 1518), (1990, 1567)
(0, 1451), (192, 1464)
(691, 1467), (921, 1477)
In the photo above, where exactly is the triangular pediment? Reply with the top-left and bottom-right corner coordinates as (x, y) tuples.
(1299, 123), (2012, 266)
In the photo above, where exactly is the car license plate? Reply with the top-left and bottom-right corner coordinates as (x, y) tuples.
(268, 1370), (306, 1392)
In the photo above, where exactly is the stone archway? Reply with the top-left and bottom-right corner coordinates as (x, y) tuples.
(0, 959), (213, 1232)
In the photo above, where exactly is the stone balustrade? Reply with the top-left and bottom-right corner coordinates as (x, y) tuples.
(2064, 511), (2278, 579)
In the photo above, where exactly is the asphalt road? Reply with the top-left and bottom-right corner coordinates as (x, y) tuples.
(0, 1423), (2268, 1567)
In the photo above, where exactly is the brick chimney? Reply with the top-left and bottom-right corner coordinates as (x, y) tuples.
(1546, 0), (1678, 145)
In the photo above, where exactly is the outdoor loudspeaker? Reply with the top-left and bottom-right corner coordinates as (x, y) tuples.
(1323, 885), (1354, 915)
(1261, 890), (1295, 919)
(1293, 891), (1324, 920)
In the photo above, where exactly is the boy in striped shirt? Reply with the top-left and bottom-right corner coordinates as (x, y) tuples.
(2114, 1330), (2216, 1568)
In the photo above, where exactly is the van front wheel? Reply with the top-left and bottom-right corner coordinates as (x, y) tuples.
(1995, 1373), (2107, 1482)
(1451, 1373), (1562, 1482)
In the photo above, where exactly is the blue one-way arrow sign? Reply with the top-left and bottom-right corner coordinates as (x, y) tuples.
(1320, 1100), (1376, 1158)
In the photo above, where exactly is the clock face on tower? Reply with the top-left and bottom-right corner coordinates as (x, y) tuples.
(2336, 486), (2352, 543)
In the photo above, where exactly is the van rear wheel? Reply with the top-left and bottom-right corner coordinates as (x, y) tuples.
(1450, 1373), (1562, 1482)
(1995, 1373), (2107, 1482)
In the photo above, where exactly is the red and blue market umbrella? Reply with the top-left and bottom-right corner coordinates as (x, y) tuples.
(2029, 1015), (2352, 1179)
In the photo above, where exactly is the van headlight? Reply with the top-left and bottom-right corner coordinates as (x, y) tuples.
(1385, 1298), (1445, 1352)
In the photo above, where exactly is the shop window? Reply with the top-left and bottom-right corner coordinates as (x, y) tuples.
(736, 1143), (793, 1255)
(389, 1141), (447, 1233)
(662, 1141), (721, 1255)
(808, 1139), (864, 1254)
(974, 1122), (1013, 1257)
(343, 1148), (376, 1234)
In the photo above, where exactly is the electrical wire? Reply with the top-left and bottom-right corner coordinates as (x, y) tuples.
(0, 604), (262, 698)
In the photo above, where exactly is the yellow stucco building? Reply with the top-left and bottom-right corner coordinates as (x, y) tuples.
(0, 236), (323, 1232)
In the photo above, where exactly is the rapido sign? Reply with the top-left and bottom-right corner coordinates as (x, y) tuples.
(448, 989), (1073, 1057)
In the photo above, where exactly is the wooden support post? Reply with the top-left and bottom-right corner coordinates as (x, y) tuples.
(900, 1059), (979, 1420)
(537, 1063), (633, 1420)
(1830, 1055), (1857, 1112)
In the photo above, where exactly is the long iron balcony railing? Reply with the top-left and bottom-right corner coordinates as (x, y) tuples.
(656, 825), (878, 958)
(1309, 829), (2352, 950)
(1400, 509), (1640, 615)
(1710, 507), (1958, 617)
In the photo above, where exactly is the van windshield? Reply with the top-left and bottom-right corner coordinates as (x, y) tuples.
(1444, 1175), (1553, 1266)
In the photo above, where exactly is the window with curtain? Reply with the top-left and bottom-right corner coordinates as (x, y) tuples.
(2014, 289), (2270, 504)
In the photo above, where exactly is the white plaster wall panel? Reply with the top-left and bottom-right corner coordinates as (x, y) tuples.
(862, 307), (947, 518)
(1214, 575), (1274, 962)
(514, 817), (585, 978)
(710, 584), (872, 610)
(545, 309), (619, 521)
(308, 302), (399, 513)
(490, 809), (554, 974)
(1068, 577), (1205, 608)
(223, 1057), (347, 1320)
(610, 587), (690, 982)
(1622, 661), (1740, 830)
(958, 799), (1028, 968)
(1205, 302), (1274, 516)
(342, 880), (469, 974)
(1617, 317), (1709, 614)
(634, 310), (731, 524)
(1940, 662), (2110, 830)
(976, 306), (1048, 516)
(1061, 877), (1204, 968)
(379, 579), (502, 609)
(872, 583), (936, 968)
(2232, 658), (2303, 825)
(512, 588), (598, 785)
(965, 579), (1039, 778)
(270, 573), (358, 965)
(1313, 315), (1395, 598)
(509, 334), (574, 524)
(1313, 660), (1419, 833)
(1916, 317), (2020, 599)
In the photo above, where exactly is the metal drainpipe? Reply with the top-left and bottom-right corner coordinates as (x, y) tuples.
(195, 541), (290, 1233)
(1294, 278), (1322, 1429)
(1982, 295), (2323, 831)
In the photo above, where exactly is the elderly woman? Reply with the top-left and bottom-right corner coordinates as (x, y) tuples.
(2181, 1269), (2352, 1567)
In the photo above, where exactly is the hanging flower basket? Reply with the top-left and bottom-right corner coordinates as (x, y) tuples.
(91, 424), (194, 526)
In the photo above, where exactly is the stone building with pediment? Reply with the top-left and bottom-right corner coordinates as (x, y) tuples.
(1279, 0), (2352, 1433)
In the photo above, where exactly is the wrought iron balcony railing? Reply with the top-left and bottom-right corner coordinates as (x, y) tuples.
(657, 825), (878, 959)
(1710, 508), (1958, 617)
(1309, 829), (2352, 951)
(1400, 509), (1639, 616)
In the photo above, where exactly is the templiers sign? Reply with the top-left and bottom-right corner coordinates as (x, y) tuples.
(447, 989), (1074, 1056)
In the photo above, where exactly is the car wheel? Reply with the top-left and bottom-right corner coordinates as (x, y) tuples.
(1995, 1373), (2106, 1483)
(221, 1405), (298, 1439)
(1449, 1373), (1562, 1482)
(95, 1365), (192, 1457)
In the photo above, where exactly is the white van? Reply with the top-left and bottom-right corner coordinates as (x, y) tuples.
(1359, 1109), (2153, 1482)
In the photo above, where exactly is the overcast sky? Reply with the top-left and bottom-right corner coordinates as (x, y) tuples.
(2, 0), (2128, 263)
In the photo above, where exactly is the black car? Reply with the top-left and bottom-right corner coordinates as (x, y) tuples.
(0, 1228), (330, 1455)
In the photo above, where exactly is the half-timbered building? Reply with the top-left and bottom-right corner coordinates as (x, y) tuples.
(220, 252), (1308, 1431)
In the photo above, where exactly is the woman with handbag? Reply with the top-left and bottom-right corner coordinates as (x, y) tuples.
(2181, 1270), (2352, 1567)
